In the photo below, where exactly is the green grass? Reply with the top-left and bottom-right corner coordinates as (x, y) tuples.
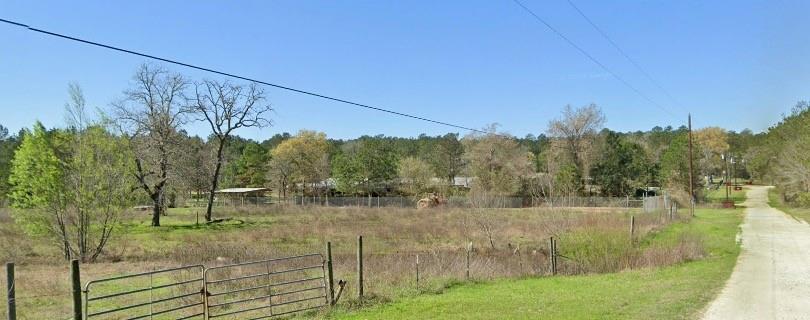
(110, 206), (280, 254)
(704, 187), (746, 204)
(767, 188), (810, 223)
(330, 208), (744, 320)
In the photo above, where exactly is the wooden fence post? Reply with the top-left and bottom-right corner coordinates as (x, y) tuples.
(70, 259), (82, 320)
(549, 237), (557, 275)
(415, 254), (419, 289)
(6, 262), (15, 320)
(669, 203), (674, 220)
(552, 239), (559, 274)
(465, 242), (472, 280)
(326, 242), (335, 305)
(630, 216), (636, 243)
(357, 235), (363, 299)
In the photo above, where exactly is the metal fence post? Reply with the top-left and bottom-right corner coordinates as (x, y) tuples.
(357, 235), (363, 299)
(326, 242), (335, 305)
(6, 262), (15, 320)
(71, 259), (82, 320)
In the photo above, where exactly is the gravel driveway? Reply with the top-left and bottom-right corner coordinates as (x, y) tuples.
(703, 186), (810, 320)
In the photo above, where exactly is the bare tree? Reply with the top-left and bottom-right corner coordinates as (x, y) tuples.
(461, 125), (532, 249)
(268, 155), (294, 201)
(462, 124), (532, 197)
(547, 104), (605, 192)
(114, 64), (188, 227)
(188, 80), (271, 222)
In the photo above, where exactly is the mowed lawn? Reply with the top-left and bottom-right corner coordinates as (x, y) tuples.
(705, 187), (746, 204)
(331, 208), (743, 320)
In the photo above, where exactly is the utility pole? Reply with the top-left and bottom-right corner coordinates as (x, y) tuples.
(688, 114), (695, 217)
(723, 154), (729, 201)
(727, 155), (731, 199)
(733, 156), (738, 185)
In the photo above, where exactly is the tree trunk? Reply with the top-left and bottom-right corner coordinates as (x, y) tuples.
(151, 192), (161, 227)
(205, 139), (226, 222)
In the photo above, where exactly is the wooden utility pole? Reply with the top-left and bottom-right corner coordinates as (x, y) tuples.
(688, 114), (695, 217)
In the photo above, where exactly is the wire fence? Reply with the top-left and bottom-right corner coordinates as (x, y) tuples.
(176, 195), (661, 210)
(3, 195), (682, 319)
(286, 195), (649, 209)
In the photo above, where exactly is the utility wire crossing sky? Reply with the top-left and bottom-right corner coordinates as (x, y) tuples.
(0, 17), (486, 134)
(511, 0), (680, 117)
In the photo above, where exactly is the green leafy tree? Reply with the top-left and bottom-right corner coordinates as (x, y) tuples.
(10, 85), (134, 261)
(331, 153), (363, 195)
(0, 124), (22, 204)
(660, 133), (701, 198)
(8, 122), (63, 234)
(233, 142), (269, 187)
(331, 137), (398, 202)
(268, 130), (331, 200)
(428, 133), (465, 183)
(355, 137), (399, 197)
(592, 131), (652, 196)
(62, 124), (134, 262)
(397, 156), (433, 196)
(554, 163), (581, 198)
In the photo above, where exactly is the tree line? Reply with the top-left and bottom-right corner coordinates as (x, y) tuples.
(0, 63), (763, 261)
(742, 101), (810, 205)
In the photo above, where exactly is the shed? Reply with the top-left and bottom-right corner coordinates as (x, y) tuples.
(215, 187), (271, 206)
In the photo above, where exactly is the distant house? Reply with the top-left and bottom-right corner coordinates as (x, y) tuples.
(430, 176), (474, 189)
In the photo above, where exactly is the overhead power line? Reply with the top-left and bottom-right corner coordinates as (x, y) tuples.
(509, 0), (679, 117)
(565, 0), (683, 109)
(0, 18), (485, 134)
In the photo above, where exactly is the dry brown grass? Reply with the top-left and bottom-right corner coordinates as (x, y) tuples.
(0, 205), (698, 319)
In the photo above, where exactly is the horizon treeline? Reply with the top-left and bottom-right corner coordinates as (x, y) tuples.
(0, 64), (782, 219)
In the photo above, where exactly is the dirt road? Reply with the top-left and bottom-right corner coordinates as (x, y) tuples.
(703, 186), (810, 320)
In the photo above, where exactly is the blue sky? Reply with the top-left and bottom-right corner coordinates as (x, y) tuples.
(1, 0), (808, 140)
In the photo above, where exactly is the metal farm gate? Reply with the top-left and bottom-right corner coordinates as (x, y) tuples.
(83, 265), (206, 320)
(202, 253), (329, 319)
(80, 253), (327, 319)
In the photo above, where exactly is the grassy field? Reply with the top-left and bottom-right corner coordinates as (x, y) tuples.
(0, 200), (735, 319)
(330, 207), (744, 320)
(767, 188), (810, 223)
